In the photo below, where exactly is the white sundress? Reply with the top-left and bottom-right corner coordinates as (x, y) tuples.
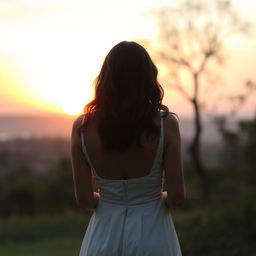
(79, 111), (182, 256)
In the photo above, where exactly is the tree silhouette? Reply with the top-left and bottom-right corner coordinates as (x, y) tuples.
(152, 0), (250, 203)
(228, 80), (256, 116)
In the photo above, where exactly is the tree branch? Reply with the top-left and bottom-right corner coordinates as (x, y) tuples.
(168, 82), (192, 102)
(157, 51), (193, 71)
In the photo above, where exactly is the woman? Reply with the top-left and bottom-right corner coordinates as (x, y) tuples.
(71, 41), (185, 256)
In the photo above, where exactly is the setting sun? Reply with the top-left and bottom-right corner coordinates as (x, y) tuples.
(60, 89), (93, 116)
(0, 1), (123, 116)
(12, 22), (104, 116)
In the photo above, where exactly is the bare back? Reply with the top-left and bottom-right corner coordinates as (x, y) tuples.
(81, 112), (164, 180)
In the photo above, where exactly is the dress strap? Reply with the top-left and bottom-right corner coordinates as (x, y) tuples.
(155, 111), (164, 165)
(159, 111), (164, 152)
(80, 114), (96, 171)
(145, 111), (165, 176)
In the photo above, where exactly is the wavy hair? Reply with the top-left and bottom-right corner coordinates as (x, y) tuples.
(82, 41), (169, 152)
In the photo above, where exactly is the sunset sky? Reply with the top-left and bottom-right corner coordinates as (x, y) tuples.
(0, 0), (255, 118)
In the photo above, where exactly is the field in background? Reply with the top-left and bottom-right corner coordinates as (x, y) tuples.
(0, 114), (231, 175)
(0, 115), (227, 142)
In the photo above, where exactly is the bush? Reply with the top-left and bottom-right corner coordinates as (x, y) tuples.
(0, 157), (77, 217)
(176, 185), (256, 256)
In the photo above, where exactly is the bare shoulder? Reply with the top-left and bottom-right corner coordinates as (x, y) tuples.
(164, 112), (179, 128)
(163, 112), (181, 144)
(72, 114), (84, 134)
(71, 114), (86, 147)
(72, 114), (85, 132)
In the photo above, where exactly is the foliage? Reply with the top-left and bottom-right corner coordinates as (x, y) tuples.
(0, 212), (91, 256)
(177, 186), (256, 256)
(0, 157), (77, 217)
(214, 114), (256, 186)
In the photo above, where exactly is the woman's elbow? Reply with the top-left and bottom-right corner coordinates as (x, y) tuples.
(76, 196), (94, 210)
(173, 196), (185, 206)
(171, 192), (186, 207)
(77, 201), (88, 210)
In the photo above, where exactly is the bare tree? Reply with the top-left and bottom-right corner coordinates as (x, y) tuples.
(152, 0), (250, 203)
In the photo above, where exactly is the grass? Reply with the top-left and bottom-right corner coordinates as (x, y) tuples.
(0, 202), (255, 256)
(0, 209), (188, 256)
(0, 211), (92, 256)
(0, 210), (185, 256)
(0, 237), (81, 256)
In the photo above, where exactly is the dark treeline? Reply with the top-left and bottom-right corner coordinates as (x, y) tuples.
(0, 157), (76, 217)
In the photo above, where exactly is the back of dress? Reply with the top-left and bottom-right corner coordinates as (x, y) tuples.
(79, 111), (182, 256)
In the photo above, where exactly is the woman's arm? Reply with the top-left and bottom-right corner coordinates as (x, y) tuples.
(70, 115), (100, 211)
(162, 113), (186, 209)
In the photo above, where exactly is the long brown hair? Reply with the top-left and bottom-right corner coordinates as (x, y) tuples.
(82, 41), (169, 152)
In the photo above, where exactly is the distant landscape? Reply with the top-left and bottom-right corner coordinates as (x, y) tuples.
(0, 114), (242, 142)
(0, 115), (75, 141)
(0, 114), (241, 175)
